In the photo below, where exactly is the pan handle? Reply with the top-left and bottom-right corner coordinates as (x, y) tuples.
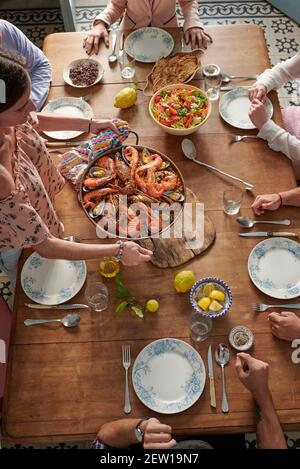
(128, 130), (139, 145)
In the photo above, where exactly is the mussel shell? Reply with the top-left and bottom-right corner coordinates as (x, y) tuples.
(163, 190), (185, 202)
(88, 199), (105, 219)
(142, 148), (152, 164)
(159, 161), (170, 170)
(89, 167), (107, 178)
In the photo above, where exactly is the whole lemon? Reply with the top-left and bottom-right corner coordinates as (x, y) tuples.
(146, 299), (159, 313)
(114, 87), (137, 109)
(174, 270), (195, 293)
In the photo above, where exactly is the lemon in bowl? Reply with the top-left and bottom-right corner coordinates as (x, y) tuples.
(190, 277), (232, 319)
(149, 84), (211, 136)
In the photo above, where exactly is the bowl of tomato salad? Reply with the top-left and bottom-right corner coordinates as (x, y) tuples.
(149, 84), (211, 135)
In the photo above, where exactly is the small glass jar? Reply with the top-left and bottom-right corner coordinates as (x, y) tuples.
(202, 64), (222, 101)
(229, 325), (254, 351)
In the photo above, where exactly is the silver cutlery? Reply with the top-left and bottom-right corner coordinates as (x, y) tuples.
(230, 135), (260, 142)
(108, 33), (118, 63)
(221, 85), (251, 91)
(182, 138), (254, 191)
(25, 303), (88, 310)
(208, 345), (216, 408)
(222, 74), (258, 83)
(237, 216), (291, 228)
(239, 231), (298, 238)
(46, 140), (89, 148)
(80, 94), (92, 102)
(119, 33), (125, 65)
(215, 344), (230, 413)
(122, 345), (131, 414)
(24, 313), (80, 328)
(252, 302), (300, 312)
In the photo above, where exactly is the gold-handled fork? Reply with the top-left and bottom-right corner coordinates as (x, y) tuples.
(122, 345), (131, 414)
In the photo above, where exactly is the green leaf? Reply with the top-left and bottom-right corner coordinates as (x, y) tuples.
(131, 306), (144, 319)
(115, 273), (131, 298)
(115, 301), (129, 316)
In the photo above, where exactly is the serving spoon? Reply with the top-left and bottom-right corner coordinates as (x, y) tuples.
(215, 343), (230, 413)
(237, 216), (291, 228)
(108, 33), (118, 63)
(24, 313), (81, 328)
(222, 74), (258, 83)
(182, 139), (254, 191)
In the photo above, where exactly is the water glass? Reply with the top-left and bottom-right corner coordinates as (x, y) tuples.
(203, 64), (222, 101)
(85, 282), (109, 312)
(223, 188), (244, 215)
(189, 314), (213, 342)
(120, 55), (136, 80)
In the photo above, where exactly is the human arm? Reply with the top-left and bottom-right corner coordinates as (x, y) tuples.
(0, 20), (51, 110)
(35, 114), (120, 135)
(235, 353), (287, 449)
(83, 0), (127, 54)
(97, 417), (176, 449)
(34, 237), (152, 266)
(180, 0), (212, 49)
(268, 312), (300, 341)
(251, 187), (300, 215)
(249, 53), (300, 102)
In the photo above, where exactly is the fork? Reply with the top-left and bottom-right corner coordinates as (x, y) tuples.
(252, 303), (300, 312)
(122, 345), (131, 414)
(230, 135), (261, 142)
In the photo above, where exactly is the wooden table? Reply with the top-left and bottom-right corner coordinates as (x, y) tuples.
(3, 25), (300, 444)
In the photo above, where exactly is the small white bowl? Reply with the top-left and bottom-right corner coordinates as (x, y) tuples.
(229, 325), (254, 351)
(149, 83), (211, 136)
(63, 58), (104, 88)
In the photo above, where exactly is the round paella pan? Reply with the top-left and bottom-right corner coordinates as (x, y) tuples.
(79, 145), (186, 240)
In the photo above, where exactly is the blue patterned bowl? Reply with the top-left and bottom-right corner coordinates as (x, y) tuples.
(189, 277), (233, 319)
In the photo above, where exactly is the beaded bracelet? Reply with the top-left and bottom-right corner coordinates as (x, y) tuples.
(115, 240), (125, 262)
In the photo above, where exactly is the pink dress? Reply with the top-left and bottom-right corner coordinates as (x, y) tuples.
(282, 106), (300, 139)
(0, 122), (65, 250)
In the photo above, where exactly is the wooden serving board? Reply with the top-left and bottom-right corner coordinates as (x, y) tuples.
(138, 188), (216, 268)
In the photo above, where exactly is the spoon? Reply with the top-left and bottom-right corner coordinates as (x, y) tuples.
(215, 343), (230, 413)
(237, 216), (291, 228)
(181, 139), (254, 191)
(24, 313), (81, 328)
(222, 74), (258, 83)
(108, 33), (118, 63)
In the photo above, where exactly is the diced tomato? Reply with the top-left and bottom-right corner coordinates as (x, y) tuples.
(160, 119), (172, 127)
(169, 107), (178, 116)
(154, 95), (162, 104)
(185, 116), (193, 128)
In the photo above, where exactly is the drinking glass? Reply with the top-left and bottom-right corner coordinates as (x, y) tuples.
(85, 283), (109, 312)
(203, 64), (222, 101)
(223, 188), (244, 215)
(189, 314), (213, 342)
(120, 55), (136, 80)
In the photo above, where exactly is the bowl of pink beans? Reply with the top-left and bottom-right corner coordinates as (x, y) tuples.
(63, 58), (104, 88)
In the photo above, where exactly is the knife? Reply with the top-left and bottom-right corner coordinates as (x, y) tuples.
(25, 303), (89, 310)
(208, 345), (216, 408)
(46, 140), (89, 148)
(239, 231), (298, 238)
(220, 85), (251, 91)
(119, 33), (125, 66)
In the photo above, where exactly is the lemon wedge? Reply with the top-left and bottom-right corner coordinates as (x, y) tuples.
(209, 290), (225, 302)
(209, 300), (223, 312)
(203, 283), (215, 297)
(197, 297), (211, 311)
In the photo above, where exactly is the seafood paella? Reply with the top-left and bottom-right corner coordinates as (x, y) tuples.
(80, 146), (185, 239)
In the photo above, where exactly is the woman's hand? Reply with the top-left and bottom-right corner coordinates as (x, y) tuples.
(120, 241), (153, 266)
(248, 83), (267, 103)
(249, 98), (269, 129)
(142, 418), (177, 450)
(251, 193), (281, 215)
(184, 27), (213, 49)
(90, 119), (120, 135)
(268, 311), (300, 341)
(83, 21), (109, 55)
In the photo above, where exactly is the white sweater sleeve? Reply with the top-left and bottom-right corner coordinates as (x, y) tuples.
(255, 53), (300, 92)
(258, 119), (300, 178)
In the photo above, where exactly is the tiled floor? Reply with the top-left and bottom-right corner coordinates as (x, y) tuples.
(0, 0), (299, 449)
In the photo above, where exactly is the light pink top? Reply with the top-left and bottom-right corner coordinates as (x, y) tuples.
(0, 122), (65, 250)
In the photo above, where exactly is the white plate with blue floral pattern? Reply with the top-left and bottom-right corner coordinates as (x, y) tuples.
(132, 338), (206, 414)
(248, 237), (300, 299)
(21, 253), (87, 305)
(124, 27), (174, 63)
(219, 87), (273, 129)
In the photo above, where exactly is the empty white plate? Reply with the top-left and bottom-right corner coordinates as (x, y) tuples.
(219, 87), (273, 129)
(124, 27), (174, 63)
